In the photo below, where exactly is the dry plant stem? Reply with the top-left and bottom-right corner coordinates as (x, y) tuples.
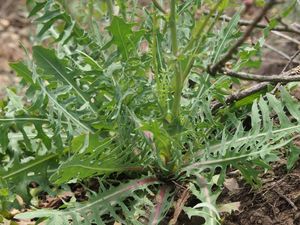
(222, 68), (300, 82)
(271, 30), (300, 45)
(262, 58), (300, 65)
(212, 64), (300, 111)
(211, 82), (269, 111)
(264, 43), (291, 61)
(271, 49), (300, 94)
(282, 49), (300, 73)
(274, 189), (298, 210)
(213, 13), (300, 35)
(277, 18), (300, 35)
(209, 0), (277, 75)
(169, 188), (190, 225)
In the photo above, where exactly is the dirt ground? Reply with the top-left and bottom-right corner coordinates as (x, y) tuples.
(221, 158), (300, 225)
(0, 0), (29, 98)
(1, 1), (300, 225)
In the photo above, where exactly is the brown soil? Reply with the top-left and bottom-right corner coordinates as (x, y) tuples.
(221, 159), (300, 225)
(0, 0), (30, 98)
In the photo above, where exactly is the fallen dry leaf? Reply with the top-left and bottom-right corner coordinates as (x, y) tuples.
(218, 202), (241, 213)
(224, 178), (240, 192)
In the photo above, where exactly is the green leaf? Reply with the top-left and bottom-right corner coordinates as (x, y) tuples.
(287, 144), (300, 171)
(184, 92), (300, 186)
(280, 0), (297, 17)
(212, 11), (240, 64)
(50, 134), (142, 185)
(234, 91), (263, 108)
(6, 89), (24, 111)
(0, 153), (58, 202)
(0, 154), (58, 182)
(15, 177), (159, 225)
(39, 82), (93, 132)
(107, 16), (144, 60)
(34, 9), (62, 23)
(4, 1), (300, 223)
(183, 178), (220, 225)
(0, 116), (58, 152)
(28, 1), (47, 17)
(32, 46), (97, 114)
(9, 62), (34, 85)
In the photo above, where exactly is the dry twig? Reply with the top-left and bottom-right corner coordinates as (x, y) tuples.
(281, 49), (300, 73)
(274, 189), (298, 211)
(271, 30), (300, 45)
(264, 43), (292, 61)
(271, 49), (300, 93)
(211, 82), (268, 111)
(169, 188), (190, 225)
(209, 0), (277, 75)
(222, 67), (300, 82)
(211, 65), (300, 111)
(215, 13), (300, 35)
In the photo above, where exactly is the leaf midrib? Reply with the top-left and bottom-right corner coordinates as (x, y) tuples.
(34, 47), (96, 114)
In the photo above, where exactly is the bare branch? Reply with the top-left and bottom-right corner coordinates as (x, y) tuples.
(276, 18), (300, 35)
(212, 65), (300, 111)
(222, 67), (300, 82)
(261, 57), (300, 65)
(209, 12), (300, 35)
(264, 43), (291, 61)
(272, 50), (300, 93)
(169, 188), (190, 225)
(271, 31), (300, 45)
(211, 82), (268, 111)
(282, 49), (300, 73)
(209, 0), (277, 75)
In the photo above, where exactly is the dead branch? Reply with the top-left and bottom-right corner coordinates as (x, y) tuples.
(211, 65), (300, 111)
(264, 43), (291, 61)
(209, 0), (277, 75)
(271, 49), (300, 93)
(215, 13), (300, 35)
(211, 82), (268, 111)
(222, 67), (300, 82)
(274, 189), (298, 211)
(271, 31), (300, 45)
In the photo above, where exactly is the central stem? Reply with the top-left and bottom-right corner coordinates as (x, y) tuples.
(170, 0), (182, 123)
